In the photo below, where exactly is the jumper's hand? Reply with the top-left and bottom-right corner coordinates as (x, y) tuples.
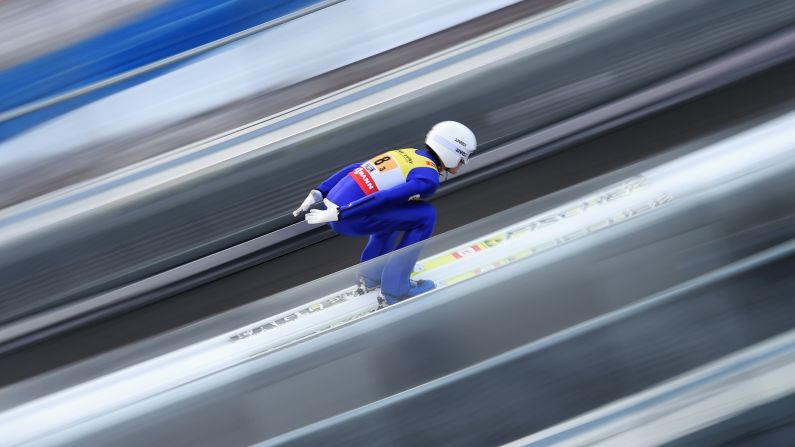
(292, 189), (323, 217)
(305, 199), (339, 224)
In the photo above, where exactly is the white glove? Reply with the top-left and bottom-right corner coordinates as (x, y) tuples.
(305, 198), (339, 224)
(292, 189), (324, 217)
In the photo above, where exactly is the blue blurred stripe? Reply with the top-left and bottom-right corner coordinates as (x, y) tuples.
(0, 0), (321, 140)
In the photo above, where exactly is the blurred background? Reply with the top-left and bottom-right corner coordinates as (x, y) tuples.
(0, 0), (794, 445)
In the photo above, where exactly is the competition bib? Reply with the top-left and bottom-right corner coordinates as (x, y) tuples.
(349, 149), (437, 195)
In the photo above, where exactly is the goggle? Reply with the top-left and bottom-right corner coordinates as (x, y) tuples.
(454, 147), (470, 165)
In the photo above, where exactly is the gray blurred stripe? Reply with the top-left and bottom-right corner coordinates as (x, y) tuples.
(508, 316), (795, 446)
(264, 242), (795, 447)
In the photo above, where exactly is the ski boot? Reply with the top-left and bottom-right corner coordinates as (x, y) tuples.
(378, 279), (436, 307)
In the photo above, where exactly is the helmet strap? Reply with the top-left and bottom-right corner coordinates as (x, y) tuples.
(425, 144), (445, 173)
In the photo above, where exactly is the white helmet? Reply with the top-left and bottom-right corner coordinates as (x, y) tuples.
(425, 121), (477, 169)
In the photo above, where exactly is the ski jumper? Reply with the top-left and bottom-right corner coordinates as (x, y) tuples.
(316, 148), (440, 300)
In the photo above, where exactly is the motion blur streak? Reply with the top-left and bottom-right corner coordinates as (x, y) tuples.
(1, 0), (792, 349)
(1, 1), (794, 445)
(0, 0), (165, 70)
(508, 309), (795, 446)
(2, 107), (794, 446)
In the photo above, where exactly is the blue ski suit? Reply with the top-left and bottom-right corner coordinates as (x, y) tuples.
(316, 148), (441, 299)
